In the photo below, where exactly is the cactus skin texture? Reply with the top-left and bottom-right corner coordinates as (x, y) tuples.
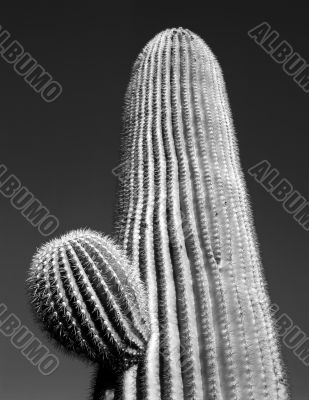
(113, 28), (289, 399)
(28, 28), (290, 400)
(28, 229), (150, 369)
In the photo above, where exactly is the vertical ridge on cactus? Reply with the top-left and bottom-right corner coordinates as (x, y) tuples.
(27, 26), (289, 400)
(28, 229), (150, 367)
(113, 28), (289, 399)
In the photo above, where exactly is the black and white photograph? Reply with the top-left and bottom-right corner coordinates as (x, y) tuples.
(0, 3), (308, 399)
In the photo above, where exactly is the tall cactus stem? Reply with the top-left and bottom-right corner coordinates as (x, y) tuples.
(113, 28), (289, 400)
(28, 27), (289, 400)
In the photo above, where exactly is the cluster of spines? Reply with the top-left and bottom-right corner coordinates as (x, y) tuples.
(28, 229), (149, 366)
(113, 28), (289, 399)
(27, 26), (290, 400)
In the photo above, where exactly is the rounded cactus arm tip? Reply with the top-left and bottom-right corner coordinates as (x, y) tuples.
(27, 229), (150, 368)
(27, 25), (290, 400)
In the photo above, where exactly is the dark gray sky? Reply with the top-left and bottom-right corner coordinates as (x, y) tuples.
(0, 2), (308, 399)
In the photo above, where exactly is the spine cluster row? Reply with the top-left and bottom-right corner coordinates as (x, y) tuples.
(113, 28), (289, 399)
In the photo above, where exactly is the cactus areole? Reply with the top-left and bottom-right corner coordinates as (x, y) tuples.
(28, 28), (289, 400)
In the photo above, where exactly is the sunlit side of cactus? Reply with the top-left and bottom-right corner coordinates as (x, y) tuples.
(28, 27), (289, 400)
(28, 229), (149, 370)
(113, 28), (289, 399)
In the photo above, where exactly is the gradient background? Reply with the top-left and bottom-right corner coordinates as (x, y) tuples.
(0, 2), (308, 399)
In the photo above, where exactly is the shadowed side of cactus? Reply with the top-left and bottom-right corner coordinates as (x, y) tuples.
(28, 229), (150, 372)
(112, 28), (289, 399)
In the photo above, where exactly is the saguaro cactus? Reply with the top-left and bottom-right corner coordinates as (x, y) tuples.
(28, 28), (289, 400)
(28, 230), (149, 366)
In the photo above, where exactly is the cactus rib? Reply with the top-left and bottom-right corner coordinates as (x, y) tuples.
(28, 27), (289, 400)
(113, 28), (289, 399)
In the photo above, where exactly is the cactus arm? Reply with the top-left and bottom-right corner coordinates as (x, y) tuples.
(28, 230), (150, 368)
(28, 27), (289, 400)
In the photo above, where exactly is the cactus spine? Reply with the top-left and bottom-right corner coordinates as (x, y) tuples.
(28, 230), (149, 367)
(28, 28), (289, 400)
(114, 28), (289, 399)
